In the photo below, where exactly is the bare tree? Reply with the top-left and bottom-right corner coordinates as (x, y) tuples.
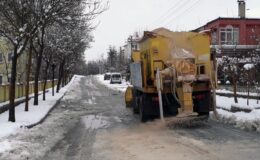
(0, 0), (107, 122)
(0, 1), (38, 122)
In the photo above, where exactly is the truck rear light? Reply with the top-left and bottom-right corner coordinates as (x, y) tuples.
(194, 95), (205, 100)
(152, 96), (159, 102)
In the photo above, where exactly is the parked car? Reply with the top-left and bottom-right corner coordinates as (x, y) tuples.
(110, 73), (122, 84)
(104, 73), (111, 80)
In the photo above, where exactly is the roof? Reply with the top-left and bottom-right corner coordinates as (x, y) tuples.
(193, 17), (260, 31)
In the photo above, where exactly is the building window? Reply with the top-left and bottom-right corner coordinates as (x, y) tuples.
(211, 31), (217, 45)
(0, 53), (3, 63)
(220, 25), (239, 45)
(8, 52), (12, 61)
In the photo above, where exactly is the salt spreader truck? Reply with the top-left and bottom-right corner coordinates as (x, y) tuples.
(125, 28), (217, 122)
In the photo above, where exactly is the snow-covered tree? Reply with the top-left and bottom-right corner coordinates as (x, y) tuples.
(218, 56), (241, 103)
(0, 0), (107, 122)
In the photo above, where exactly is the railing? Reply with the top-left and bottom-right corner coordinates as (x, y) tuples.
(0, 80), (58, 103)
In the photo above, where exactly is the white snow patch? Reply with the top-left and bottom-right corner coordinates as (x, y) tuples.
(216, 95), (260, 110)
(81, 115), (110, 130)
(0, 140), (11, 152)
(244, 63), (254, 70)
(84, 99), (96, 104)
(217, 89), (259, 97)
(225, 80), (230, 84)
(214, 95), (260, 132)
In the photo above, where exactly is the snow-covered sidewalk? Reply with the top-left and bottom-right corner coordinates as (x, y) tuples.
(0, 75), (82, 140)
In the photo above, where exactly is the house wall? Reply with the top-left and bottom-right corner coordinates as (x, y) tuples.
(199, 18), (260, 45)
(0, 38), (27, 84)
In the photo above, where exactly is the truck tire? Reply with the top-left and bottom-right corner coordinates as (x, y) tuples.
(139, 96), (147, 122)
(133, 97), (139, 114)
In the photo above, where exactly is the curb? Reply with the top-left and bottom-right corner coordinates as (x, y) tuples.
(0, 98), (31, 114)
(24, 77), (75, 129)
(25, 94), (65, 129)
(0, 91), (48, 114)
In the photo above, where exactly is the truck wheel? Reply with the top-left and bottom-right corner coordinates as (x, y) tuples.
(139, 97), (147, 122)
(133, 98), (139, 114)
(198, 112), (209, 117)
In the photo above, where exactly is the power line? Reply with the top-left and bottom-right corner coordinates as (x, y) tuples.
(149, 0), (183, 27)
(156, 0), (192, 27)
(149, 0), (190, 28)
(164, 0), (202, 29)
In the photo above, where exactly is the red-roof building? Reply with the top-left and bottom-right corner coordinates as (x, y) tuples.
(194, 1), (260, 57)
(194, 17), (260, 57)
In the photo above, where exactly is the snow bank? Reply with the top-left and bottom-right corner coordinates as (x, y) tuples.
(0, 140), (11, 153)
(215, 95), (260, 132)
(216, 95), (260, 111)
(95, 74), (130, 92)
(217, 89), (259, 97)
(216, 96), (260, 111)
(215, 109), (260, 132)
(0, 75), (82, 139)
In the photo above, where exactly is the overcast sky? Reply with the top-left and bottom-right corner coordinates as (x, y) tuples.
(84, 0), (260, 62)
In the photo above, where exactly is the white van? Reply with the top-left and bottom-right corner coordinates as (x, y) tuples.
(110, 73), (122, 84)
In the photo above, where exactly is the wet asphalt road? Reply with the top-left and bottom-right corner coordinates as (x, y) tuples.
(41, 76), (260, 160)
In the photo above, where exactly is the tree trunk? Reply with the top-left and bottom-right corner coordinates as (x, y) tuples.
(33, 27), (45, 105)
(43, 61), (50, 101)
(8, 47), (18, 122)
(62, 71), (65, 87)
(56, 59), (65, 93)
(33, 53), (42, 105)
(233, 75), (238, 103)
(247, 82), (249, 105)
(25, 39), (33, 111)
(52, 64), (55, 96)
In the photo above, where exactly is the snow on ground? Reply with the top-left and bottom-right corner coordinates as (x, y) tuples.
(217, 89), (259, 97)
(216, 109), (260, 132)
(0, 75), (82, 141)
(82, 115), (110, 130)
(0, 75), (85, 159)
(96, 74), (260, 132)
(215, 95), (260, 132)
(216, 95), (260, 110)
(95, 74), (130, 92)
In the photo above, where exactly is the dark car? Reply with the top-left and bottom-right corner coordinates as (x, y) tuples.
(104, 73), (111, 80)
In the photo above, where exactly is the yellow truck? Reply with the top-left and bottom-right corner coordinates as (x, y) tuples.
(125, 28), (217, 122)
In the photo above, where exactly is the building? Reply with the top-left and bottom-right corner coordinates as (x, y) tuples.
(0, 38), (27, 84)
(193, 0), (260, 58)
(124, 34), (140, 60)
